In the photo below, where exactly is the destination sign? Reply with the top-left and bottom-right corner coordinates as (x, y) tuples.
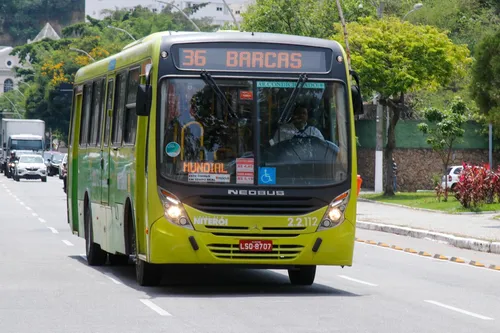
(173, 45), (331, 73)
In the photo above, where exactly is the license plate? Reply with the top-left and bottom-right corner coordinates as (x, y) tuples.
(239, 240), (273, 252)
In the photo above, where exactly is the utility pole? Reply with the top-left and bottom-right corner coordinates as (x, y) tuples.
(489, 123), (493, 170)
(374, 1), (384, 193)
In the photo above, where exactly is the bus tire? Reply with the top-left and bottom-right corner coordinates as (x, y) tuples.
(288, 265), (316, 286)
(84, 201), (107, 266)
(136, 258), (162, 286)
(126, 203), (162, 286)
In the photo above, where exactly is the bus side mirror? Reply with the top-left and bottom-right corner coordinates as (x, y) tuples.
(136, 84), (151, 117)
(351, 85), (364, 115)
(350, 70), (364, 115)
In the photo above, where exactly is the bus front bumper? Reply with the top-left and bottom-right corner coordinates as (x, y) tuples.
(148, 217), (355, 267)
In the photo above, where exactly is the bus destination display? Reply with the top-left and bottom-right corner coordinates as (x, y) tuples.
(175, 47), (330, 73)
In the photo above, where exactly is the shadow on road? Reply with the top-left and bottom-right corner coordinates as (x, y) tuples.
(69, 255), (361, 298)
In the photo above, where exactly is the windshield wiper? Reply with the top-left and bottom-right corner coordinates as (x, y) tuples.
(200, 70), (238, 119)
(278, 73), (308, 124)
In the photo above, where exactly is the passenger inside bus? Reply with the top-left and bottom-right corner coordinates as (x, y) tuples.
(270, 104), (324, 146)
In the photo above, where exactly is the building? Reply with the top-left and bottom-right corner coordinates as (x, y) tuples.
(27, 22), (61, 44)
(0, 46), (20, 95)
(85, 0), (255, 26)
(0, 23), (61, 97)
(177, 0), (254, 26)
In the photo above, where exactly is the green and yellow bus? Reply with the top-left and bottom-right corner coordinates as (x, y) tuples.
(67, 30), (364, 286)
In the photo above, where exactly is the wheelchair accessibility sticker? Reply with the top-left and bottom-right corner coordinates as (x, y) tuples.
(258, 167), (276, 185)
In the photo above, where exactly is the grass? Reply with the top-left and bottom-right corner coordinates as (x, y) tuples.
(360, 192), (500, 213)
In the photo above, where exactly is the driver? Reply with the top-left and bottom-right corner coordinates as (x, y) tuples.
(270, 104), (324, 146)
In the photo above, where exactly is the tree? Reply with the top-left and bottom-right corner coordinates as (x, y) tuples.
(470, 30), (500, 137)
(9, 5), (216, 141)
(332, 17), (471, 195)
(241, 0), (339, 38)
(0, 0), (84, 46)
(417, 97), (468, 201)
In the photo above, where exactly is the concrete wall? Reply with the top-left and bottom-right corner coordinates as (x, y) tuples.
(356, 119), (494, 191)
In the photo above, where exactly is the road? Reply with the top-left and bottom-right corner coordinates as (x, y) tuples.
(0, 176), (499, 333)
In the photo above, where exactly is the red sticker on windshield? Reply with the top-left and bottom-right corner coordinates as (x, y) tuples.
(240, 91), (253, 100)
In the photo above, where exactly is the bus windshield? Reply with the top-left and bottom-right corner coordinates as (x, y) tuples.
(159, 78), (349, 186)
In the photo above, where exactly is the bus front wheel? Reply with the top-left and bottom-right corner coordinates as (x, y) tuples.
(288, 265), (316, 286)
(136, 258), (162, 286)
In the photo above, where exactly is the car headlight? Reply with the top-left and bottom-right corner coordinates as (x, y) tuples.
(157, 187), (193, 230)
(316, 190), (350, 232)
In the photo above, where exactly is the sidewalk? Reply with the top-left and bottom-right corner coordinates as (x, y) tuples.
(356, 200), (500, 254)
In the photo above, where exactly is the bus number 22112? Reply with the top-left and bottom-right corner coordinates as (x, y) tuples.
(287, 217), (318, 227)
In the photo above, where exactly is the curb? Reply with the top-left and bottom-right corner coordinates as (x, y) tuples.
(357, 198), (500, 215)
(355, 238), (500, 272)
(357, 220), (500, 255)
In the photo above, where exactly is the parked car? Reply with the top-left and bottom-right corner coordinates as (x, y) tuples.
(13, 154), (47, 182)
(59, 154), (67, 179)
(441, 165), (463, 191)
(47, 152), (64, 176)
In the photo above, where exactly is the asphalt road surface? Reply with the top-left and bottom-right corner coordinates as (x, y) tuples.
(0, 175), (499, 333)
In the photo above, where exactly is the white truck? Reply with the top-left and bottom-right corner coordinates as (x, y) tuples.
(1, 119), (45, 177)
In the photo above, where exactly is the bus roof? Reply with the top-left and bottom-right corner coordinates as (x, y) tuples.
(74, 31), (344, 84)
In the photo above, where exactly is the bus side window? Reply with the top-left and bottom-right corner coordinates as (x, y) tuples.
(89, 79), (104, 146)
(112, 72), (126, 145)
(68, 88), (77, 148)
(96, 79), (106, 146)
(124, 67), (140, 145)
(103, 79), (114, 147)
(79, 84), (92, 146)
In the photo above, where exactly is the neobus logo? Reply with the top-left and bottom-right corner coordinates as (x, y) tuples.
(228, 190), (285, 196)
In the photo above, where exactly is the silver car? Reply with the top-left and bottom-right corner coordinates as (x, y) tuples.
(13, 154), (47, 182)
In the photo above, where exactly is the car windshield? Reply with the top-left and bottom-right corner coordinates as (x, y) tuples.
(19, 155), (44, 164)
(52, 154), (63, 163)
(159, 78), (349, 186)
(11, 139), (42, 151)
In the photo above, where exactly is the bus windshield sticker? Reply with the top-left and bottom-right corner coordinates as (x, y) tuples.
(183, 162), (228, 174)
(239, 91), (253, 100)
(236, 158), (254, 184)
(188, 173), (230, 183)
(258, 167), (276, 185)
(165, 142), (181, 157)
(256, 81), (325, 89)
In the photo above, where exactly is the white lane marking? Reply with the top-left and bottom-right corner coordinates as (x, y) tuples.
(25, 206), (32, 211)
(47, 227), (59, 234)
(104, 273), (123, 285)
(32, 213), (38, 217)
(140, 299), (172, 316)
(338, 275), (378, 286)
(357, 242), (500, 274)
(38, 218), (46, 223)
(424, 300), (494, 320)
(19, 201), (25, 206)
(15, 198), (20, 201)
(79, 254), (87, 261)
(62, 240), (74, 246)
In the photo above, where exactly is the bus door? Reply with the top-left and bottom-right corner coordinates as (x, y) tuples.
(69, 87), (83, 233)
(101, 76), (115, 205)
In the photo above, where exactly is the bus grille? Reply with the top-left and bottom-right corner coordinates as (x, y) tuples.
(184, 195), (325, 216)
(207, 243), (304, 260)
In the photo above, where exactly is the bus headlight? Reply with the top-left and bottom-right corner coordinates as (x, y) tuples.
(157, 187), (194, 230)
(317, 191), (350, 231)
